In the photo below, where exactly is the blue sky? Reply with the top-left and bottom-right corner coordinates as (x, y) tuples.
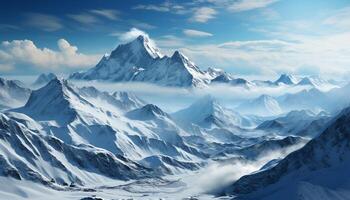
(1, 0), (350, 78)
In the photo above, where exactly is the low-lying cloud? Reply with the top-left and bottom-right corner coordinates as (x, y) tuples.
(71, 80), (313, 112)
(191, 142), (306, 195)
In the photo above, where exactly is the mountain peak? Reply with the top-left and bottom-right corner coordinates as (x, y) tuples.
(129, 35), (163, 59)
(274, 73), (298, 85)
(237, 94), (282, 116)
(171, 50), (188, 62)
(14, 78), (82, 124)
(69, 35), (209, 87)
(33, 73), (58, 87)
(126, 104), (169, 120)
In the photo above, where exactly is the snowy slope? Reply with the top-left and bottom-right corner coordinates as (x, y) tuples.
(211, 73), (254, 89)
(297, 75), (334, 89)
(236, 95), (282, 116)
(274, 74), (299, 85)
(70, 35), (210, 87)
(0, 112), (152, 187)
(0, 77), (31, 110)
(257, 110), (331, 137)
(277, 88), (329, 113)
(12, 78), (204, 173)
(278, 83), (350, 113)
(172, 95), (255, 130)
(224, 106), (350, 199)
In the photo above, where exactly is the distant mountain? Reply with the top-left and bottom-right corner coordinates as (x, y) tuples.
(32, 73), (57, 87)
(0, 77), (31, 110)
(273, 74), (299, 85)
(257, 110), (331, 137)
(172, 95), (254, 130)
(297, 75), (332, 88)
(277, 83), (350, 113)
(211, 73), (254, 88)
(126, 104), (170, 120)
(224, 106), (350, 199)
(236, 95), (282, 116)
(70, 35), (212, 87)
(277, 88), (329, 112)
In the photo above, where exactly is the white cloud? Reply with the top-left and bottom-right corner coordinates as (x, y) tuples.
(191, 7), (217, 23)
(228, 0), (279, 12)
(132, 22), (156, 30)
(89, 9), (119, 20)
(183, 29), (213, 37)
(67, 13), (99, 24)
(175, 31), (350, 77)
(156, 35), (187, 50)
(0, 63), (14, 72)
(118, 27), (149, 42)
(133, 4), (170, 12)
(133, 2), (187, 14)
(324, 7), (350, 30)
(25, 13), (63, 32)
(0, 39), (100, 72)
(0, 24), (20, 31)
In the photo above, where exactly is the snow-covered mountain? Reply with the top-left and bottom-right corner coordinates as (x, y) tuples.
(277, 83), (350, 113)
(0, 77), (31, 110)
(0, 112), (152, 186)
(211, 73), (254, 88)
(236, 95), (282, 116)
(224, 106), (350, 199)
(274, 74), (299, 85)
(257, 110), (331, 137)
(172, 95), (254, 130)
(70, 35), (211, 87)
(277, 88), (329, 113)
(297, 75), (333, 88)
(32, 73), (57, 87)
(12, 78), (204, 174)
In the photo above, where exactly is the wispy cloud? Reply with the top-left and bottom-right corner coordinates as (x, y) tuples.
(156, 35), (186, 49)
(0, 24), (20, 31)
(133, 2), (187, 14)
(176, 31), (350, 77)
(117, 27), (149, 42)
(0, 39), (100, 72)
(116, 27), (160, 52)
(89, 9), (120, 20)
(191, 7), (217, 23)
(132, 22), (157, 30)
(183, 29), (213, 37)
(228, 0), (279, 12)
(323, 7), (350, 30)
(0, 63), (14, 72)
(133, 4), (170, 12)
(67, 9), (120, 26)
(67, 13), (99, 24)
(24, 13), (63, 32)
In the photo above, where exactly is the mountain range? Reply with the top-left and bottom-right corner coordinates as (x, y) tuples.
(69, 35), (336, 90)
(223, 106), (350, 200)
(0, 34), (349, 199)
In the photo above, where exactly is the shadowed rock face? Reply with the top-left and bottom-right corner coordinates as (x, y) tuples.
(225, 106), (350, 196)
